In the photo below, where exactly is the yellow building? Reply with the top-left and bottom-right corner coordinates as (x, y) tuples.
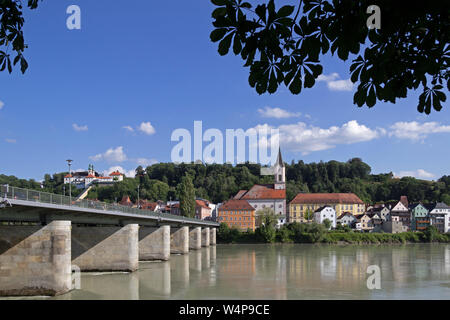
(288, 193), (365, 223)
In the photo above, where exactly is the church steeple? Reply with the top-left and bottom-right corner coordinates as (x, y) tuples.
(274, 148), (285, 189)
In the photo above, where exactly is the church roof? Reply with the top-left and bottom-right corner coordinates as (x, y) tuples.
(275, 147), (285, 167)
(219, 199), (255, 211)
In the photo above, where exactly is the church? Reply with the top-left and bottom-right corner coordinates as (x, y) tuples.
(233, 148), (286, 228)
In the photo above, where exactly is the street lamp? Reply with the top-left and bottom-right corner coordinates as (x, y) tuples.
(137, 184), (140, 209)
(66, 159), (73, 205)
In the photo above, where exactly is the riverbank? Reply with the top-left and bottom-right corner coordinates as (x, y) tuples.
(217, 222), (450, 245)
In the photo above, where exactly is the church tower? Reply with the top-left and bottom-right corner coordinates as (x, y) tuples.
(273, 148), (285, 190)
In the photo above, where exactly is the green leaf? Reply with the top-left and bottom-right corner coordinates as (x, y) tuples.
(212, 7), (227, 19)
(289, 73), (302, 94)
(211, 0), (227, 6)
(233, 34), (242, 55)
(366, 86), (376, 107)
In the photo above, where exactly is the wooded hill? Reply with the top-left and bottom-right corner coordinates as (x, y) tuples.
(1, 158), (449, 205)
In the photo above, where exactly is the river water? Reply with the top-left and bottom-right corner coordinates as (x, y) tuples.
(25, 244), (450, 299)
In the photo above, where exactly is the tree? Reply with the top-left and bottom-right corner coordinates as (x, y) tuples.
(0, 0), (41, 74)
(178, 173), (195, 218)
(322, 218), (332, 230)
(210, 0), (449, 114)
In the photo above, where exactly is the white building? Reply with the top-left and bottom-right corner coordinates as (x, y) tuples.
(429, 202), (450, 233)
(314, 206), (336, 229)
(337, 212), (357, 227)
(64, 165), (123, 187)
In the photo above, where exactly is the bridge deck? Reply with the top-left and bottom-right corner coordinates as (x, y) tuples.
(0, 185), (218, 227)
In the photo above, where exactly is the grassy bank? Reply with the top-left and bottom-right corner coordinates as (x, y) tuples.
(217, 222), (450, 244)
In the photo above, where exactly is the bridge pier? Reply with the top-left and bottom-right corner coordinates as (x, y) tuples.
(0, 221), (72, 297)
(170, 226), (189, 254)
(202, 227), (210, 247)
(210, 228), (216, 246)
(189, 227), (202, 250)
(71, 224), (139, 272)
(139, 225), (170, 261)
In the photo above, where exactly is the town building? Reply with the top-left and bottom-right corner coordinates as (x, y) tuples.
(218, 199), (256, 231)
(289, 193), (365, 223)
(410, 203), (430, 231)
(195, 199), (212, 220)
(427, 202), (450, 233)
(313, 206), (336, 229)
(367, 205), (390, 221)
(382, 215), (404, 233)
(387, 196), (411, 231)
(337, 212), (357, 227)
(233, 149), (286, 228)
(355, 213), (373, 232)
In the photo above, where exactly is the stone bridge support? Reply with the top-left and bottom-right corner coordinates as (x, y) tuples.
(0, 221), (72, 297)
(210, 228), (216, 246)
(202, 227), (210, 247)
(170, 226), (189, 254)
(189, 227), (201, 250)
(139, 225), (170, 261)
(71, 224), (139, 272)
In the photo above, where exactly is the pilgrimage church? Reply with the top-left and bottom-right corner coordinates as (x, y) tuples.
(233, 148), (286, 228)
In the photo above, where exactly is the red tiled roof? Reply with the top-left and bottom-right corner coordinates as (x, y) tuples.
(109, 171), (123, 176)
(86, 174), (95, 178)
(290, 193), (364, 205)
(64, 174), (72, 178)
(195, 199), (211, 209)
(219, 199), (255, 211)
(240, 185), (285, 200)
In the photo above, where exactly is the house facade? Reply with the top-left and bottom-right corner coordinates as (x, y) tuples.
(428, 202), (450, 233)
(389, 197), (411, 231)
(410, 203), (430, 231)
(337, 212), (357, 227)
(218, 199), (256, 231)
(355, 213), (373, 232)
(313, 206), (336, 229)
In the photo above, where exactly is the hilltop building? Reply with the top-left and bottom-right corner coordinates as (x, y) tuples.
(64, 164), (123, 187)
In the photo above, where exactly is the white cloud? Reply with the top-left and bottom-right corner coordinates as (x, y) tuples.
(72, 123), (88, 132)
(258, 106), (301, 119)
(123, 126), (134, 132)
(90, 146), (127, 163)
(317, 73), (354, 91)
(103, 166), (136, 178)
(395, 169), (435, 180)
(136, 158), (158, 167)
(317, 73), (339, 82)
(138, 122), (156, 135)
(5, 138), (16, 143)
(389, 121), (450, 141)
(0, 101), (4, 110)
(252, 120), (383, 155)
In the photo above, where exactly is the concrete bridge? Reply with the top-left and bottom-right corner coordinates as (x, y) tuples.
(0, 185), (219, 297)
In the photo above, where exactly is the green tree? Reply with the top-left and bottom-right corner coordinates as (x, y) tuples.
(322, 218), (332, 230)
(210, 0), (449, 114)
(178, 173), (195, 218)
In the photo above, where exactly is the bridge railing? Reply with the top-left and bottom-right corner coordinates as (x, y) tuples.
(0, 185), (216, 225)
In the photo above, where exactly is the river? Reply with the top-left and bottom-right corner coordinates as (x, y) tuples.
(15, 244), (450, 299)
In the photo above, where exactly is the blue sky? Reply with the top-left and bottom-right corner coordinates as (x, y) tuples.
(0, 0), (449, 181)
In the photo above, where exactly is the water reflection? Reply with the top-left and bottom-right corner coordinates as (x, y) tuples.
(51, 244), (450, 300)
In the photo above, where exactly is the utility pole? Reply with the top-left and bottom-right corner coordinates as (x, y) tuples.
(66, 159), (73, 205)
